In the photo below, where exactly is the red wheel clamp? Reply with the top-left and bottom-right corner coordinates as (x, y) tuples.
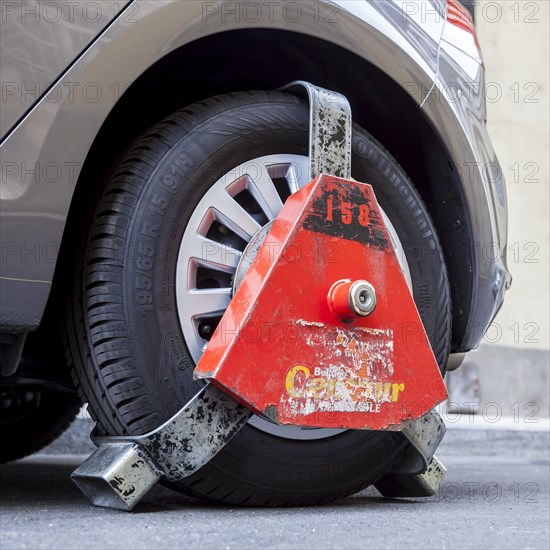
(72, 82), (448, 511)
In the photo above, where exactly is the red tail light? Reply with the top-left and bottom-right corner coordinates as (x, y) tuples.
(446, 0), (483, 63)
(447, 0), (475, 34)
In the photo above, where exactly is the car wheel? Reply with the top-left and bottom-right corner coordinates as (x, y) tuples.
(65, 91), (451, 506)
(0, 388), (81, 463)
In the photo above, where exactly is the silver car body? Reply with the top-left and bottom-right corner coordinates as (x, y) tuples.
(0, 0), (510, 353)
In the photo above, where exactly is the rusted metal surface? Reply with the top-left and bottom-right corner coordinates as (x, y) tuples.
(71, 384), (251, 510)
(372, 409), (447, 497)
(93, 384), (251, 481)
(400, 410), (447, 474)
(110, 384), (251, 482)
(194, 174), (448, 430)
(71, 442), (162, 511)
(281, 81), (352, 180)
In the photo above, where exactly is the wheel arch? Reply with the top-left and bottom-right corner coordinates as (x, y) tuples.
(54, 28), (472, 353)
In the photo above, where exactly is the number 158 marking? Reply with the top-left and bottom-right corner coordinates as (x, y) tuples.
(326, 197), (370, 226)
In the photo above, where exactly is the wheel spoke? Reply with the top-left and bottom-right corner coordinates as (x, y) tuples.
(249, 169), (284, 219)
(286, 163), (303, 193)
(186, 234), (242, 272)
(178, 155), (314, 369)
(211, 193), (262, 240)
(185, 288), (232, 319)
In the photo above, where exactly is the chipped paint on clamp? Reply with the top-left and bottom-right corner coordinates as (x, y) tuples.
(71, 442), (162, 511)
(71, 384), (251, 510)
(374, 411), (447, 498)
(280, 80), (352, 181)
(400, 409), (447, 474)
(93, 384), (252, 482)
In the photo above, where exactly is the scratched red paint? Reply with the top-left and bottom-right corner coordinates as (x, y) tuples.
(193, 174), (448, 430)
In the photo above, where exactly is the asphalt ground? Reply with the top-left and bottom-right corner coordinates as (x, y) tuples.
(1, 445), (549, 550)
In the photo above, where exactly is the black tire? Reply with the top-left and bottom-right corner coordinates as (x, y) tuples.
(0, 389), (81, 463)
(65, 91), (451, 506)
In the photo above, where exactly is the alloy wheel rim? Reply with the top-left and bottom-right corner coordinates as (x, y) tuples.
(175, 154), (411, 440)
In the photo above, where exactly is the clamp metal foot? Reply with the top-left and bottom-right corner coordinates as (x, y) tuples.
(375, 410), (447, 497)
(375, 455), (446, 498)
(72, 384), (251, 510)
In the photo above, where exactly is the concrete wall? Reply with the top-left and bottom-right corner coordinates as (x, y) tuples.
(477, 0), (549, 350)
(448, 1), (549, 419)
